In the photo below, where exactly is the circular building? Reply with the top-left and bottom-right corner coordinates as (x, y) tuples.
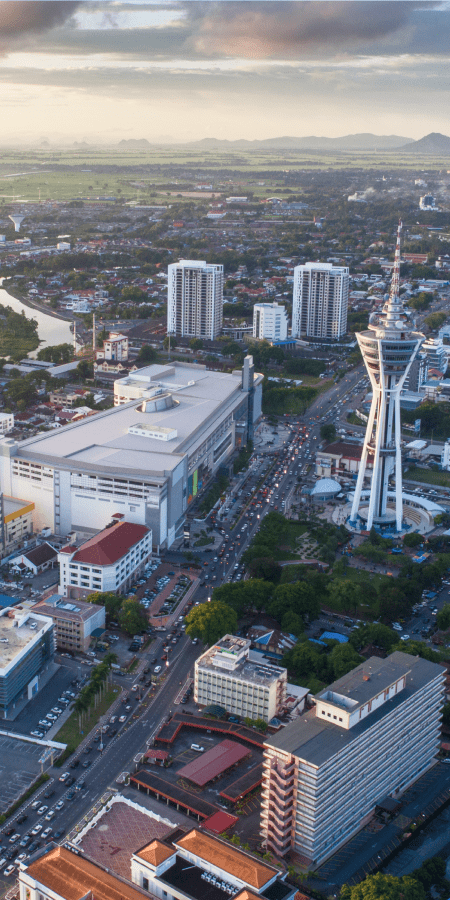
(311, 478), (341, 502)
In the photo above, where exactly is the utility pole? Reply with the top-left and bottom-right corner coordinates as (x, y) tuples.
(73, 320), (77, 355)
(92, 312), (96, 352)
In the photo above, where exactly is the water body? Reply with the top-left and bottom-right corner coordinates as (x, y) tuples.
(0, 280), (73, 356)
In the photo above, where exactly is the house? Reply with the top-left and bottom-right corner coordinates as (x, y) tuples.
(11, 541), (58, 575)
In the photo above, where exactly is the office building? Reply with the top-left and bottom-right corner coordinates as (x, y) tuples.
(0, 361), (262, 548)
(292, 262), (349, 341)
(260, 651), (444, 866)
(58, 520), (152, 598)
(35, 594), (105, 653)
(194, 635), (287, 723)
(0, 607), (54, 717)
(252, 303), (288, 342)
(350, 223), (423, 531)
(168, 259), (224, 340)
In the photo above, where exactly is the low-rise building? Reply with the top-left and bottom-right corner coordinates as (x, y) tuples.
(315, 441), (369, 478)
(97, 331), (129, 362)
(58, 520), (152, 598)
(260, 651), (445, 866)
(194, 635), (287, 722)
(131, 828), (294, 900)
(35, 594), (105, 653)
(11, 541), (58, 575)
(20, 845), (152, 900)
(0, 607), (54, 717)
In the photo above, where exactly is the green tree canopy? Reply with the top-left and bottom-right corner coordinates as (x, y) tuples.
(119, 598), (148, 635)
(437, 603), (450, 631)
(320, 423), (336, 443)
(185, 600), (237, 645)
(349, 623), (398, 652)
(403, 532), (423, 548)
(86, 591), (124, 619)
(341, 872), (426, 900)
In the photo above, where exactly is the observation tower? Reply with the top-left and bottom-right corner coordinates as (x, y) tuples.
(350, 222), (423, 532)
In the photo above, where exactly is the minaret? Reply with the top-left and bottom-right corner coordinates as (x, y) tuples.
(350, 221), (423, 532)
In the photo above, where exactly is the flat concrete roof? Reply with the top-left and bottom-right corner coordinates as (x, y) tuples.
(265, 652), (445, 768)
(0, 611), (50, 668)
(10, 363), (253, 477)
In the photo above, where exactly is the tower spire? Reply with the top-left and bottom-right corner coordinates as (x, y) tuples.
(384, 219), (403, 327)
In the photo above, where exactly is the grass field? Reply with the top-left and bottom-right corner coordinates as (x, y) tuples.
(404, 467), (450, 488)
(54, 685), (120, 752)
(0, 147), (449, 203)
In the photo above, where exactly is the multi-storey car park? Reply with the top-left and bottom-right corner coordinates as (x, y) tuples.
(0, 359), (262, 548)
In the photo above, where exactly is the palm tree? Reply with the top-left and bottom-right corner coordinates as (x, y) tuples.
(74, 695), (88, 733)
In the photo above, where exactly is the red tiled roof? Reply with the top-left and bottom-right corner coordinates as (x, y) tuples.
(71, 522), (149, 566)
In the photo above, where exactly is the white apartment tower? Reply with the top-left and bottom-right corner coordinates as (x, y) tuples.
(260, 652), (444, 867)
(350, 222), (423, 532)
(168, 259), (224, 341)
(292, 262), (349, 340)
(253, 303), (288, 342)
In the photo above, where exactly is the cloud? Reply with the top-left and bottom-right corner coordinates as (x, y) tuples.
(0, 2), (81, 37)
(183, 1), (432, 58)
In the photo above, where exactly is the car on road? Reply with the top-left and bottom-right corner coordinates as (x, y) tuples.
(42, 828), (52, 840)
(154, 665), (161, 674)
(8, 834), (20, 844)
(37, 806), (48, 816)
(66, 790), (76, 801)
(31, 825), (42, 836)
(14, 853), (26, 865)
(58, 772), (69, 782)
(118, 715), (127, 723)
(16, 814), (27, 825)
(82, 760), (91, 768)
(4, 864), (15, 877)
(44, 810), (55, 821)
(53, 830), (64, 840)
(19, 835), (30, 848)
(30, 730), (44, 739)
(70, 759), (80, 768)
(55, 800), (64, 811)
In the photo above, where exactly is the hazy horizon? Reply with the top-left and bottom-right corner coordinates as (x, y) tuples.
(1, 1), (450, 145)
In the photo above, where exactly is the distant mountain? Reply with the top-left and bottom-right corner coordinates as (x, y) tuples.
(118, 138), (151, 148)
(182, 133), (413, 151)
(399, 132), (450, 153)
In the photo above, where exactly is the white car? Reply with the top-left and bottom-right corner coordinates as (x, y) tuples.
(4, 865), (15, 877)
(59, 772), (69, 782)
(154, 666), (161, 674)
(31, 824), (42, 836)
(45, 810), (55, 821)
(400, 634), (410, 642)
(55, 800), (64, 811)
(37, 806), (48, 816)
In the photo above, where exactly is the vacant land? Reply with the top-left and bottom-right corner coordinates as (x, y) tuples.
(404, 467), (450, 488)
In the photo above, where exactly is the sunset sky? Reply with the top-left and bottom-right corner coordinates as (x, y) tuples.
(1, 0), (449, 144)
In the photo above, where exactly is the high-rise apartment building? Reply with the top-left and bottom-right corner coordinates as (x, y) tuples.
(292, 262), (349, 340)
(253, 303), (288, 342)
(168, 260), (224, 341)
(260, 651), (444, 867)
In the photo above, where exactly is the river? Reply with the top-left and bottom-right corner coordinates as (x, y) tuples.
(0, 280), (73, 356)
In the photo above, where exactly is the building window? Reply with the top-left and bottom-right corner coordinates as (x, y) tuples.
(143, 878), (149, 891)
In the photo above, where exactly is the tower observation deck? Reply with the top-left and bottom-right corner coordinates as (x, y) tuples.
(350, 222), (423, 532)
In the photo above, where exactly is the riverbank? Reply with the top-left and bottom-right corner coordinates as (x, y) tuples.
(2, 280), (73, 322)
(0, 282), (75, 352)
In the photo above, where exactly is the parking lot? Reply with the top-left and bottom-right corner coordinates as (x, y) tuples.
(0, 736), (44, 814)
(7, 666), (76, 739)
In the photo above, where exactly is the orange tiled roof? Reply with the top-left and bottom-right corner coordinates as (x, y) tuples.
(136, 841), (175, 867)
(234, 891), (262, 900)
(25, 846), (147, 900)
(176, 830), (276, 889)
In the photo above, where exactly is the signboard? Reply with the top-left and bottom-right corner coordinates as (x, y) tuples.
(414, 418), (421, 433)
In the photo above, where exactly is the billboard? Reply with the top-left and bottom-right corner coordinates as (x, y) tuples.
(414, 418), (421, 433)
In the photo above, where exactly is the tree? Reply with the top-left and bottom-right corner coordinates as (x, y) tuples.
(329, 642), (362, 679)
(163, 335), (177, 351)
(37, 343), (74, 364)
(437, 603), (450, 631)
(403, 532), (423, 548)
(137, 345), (157, 364)
(342, 872), (426, 900)
(320, 423), (336, 443)
(189, 338), (204, 350)
(247, 557), (281, 583)
(76, 359), (93, 380)
(86, 591), (124, 620)
(349, 623), (398, 652)
(119, 598), (148, 635)
(212, 579), (273, 617)
(328, 579), (364, 615)
(185, 600), (237, 645)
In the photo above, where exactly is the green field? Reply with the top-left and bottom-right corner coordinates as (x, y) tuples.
(0, 147), (449, 203)
(404, 467), (450, 488)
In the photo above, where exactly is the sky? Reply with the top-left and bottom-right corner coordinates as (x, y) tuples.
(0, 0), (450, 144)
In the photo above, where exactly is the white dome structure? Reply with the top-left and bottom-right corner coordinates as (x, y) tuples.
(311, 478), (341, 501)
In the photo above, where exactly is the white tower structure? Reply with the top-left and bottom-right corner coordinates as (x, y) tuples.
(350, 222), (423, 532)
(167, 260), (223, 341)
(253, 302), (288, 342)
(9, 215), (25, 233)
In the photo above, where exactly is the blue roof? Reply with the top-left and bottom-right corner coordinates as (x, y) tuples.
(321, 631), (349, 643)
(255, 631), (272, 645)
(0, 594), (18, 608)
(309, 638), (326, 646)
